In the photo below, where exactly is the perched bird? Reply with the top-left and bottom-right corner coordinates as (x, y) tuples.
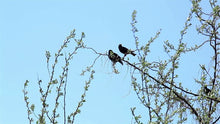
(118, 44), (136, 56)
(108, 50), (123, 65)
(204, 86), (211, 95)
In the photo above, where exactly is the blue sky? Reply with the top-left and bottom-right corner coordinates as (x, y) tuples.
(0, 1), (212, 124)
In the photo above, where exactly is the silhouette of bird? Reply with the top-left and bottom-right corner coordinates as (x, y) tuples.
(204, 86), (211, 95)
(118, 44), (136, 56)
(108, 50), (123, 65)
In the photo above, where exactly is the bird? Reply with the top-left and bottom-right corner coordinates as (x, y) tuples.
(204, 86), (211, 95)
(118, 44), (136, 56)
(108, 50), (123, 65)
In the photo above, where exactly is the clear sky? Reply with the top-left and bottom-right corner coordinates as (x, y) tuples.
(0, 0), (212, 124)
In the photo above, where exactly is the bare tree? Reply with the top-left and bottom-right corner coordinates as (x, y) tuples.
(23, 0), (220, 123)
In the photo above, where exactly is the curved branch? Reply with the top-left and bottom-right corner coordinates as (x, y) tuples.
(123, 59), (220, 103)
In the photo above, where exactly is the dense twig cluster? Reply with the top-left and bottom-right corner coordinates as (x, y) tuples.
(23, 30), (100, 124)
(129, 0), (220, 123)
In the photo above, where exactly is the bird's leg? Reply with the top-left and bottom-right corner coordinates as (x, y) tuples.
(122, 54), (127, 60)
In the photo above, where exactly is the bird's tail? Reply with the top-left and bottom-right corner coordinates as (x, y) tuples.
(131, 51), (136, 56)
(119, 60), (123, 65)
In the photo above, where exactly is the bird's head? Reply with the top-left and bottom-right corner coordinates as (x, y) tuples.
(108, 50), (113, 55)
(118, 44), (122, 49)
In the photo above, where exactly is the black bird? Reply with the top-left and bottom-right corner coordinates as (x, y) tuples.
(108, 50), (123, 65)
(204, 86), (211, 95)
(118, 44), (136, 56)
